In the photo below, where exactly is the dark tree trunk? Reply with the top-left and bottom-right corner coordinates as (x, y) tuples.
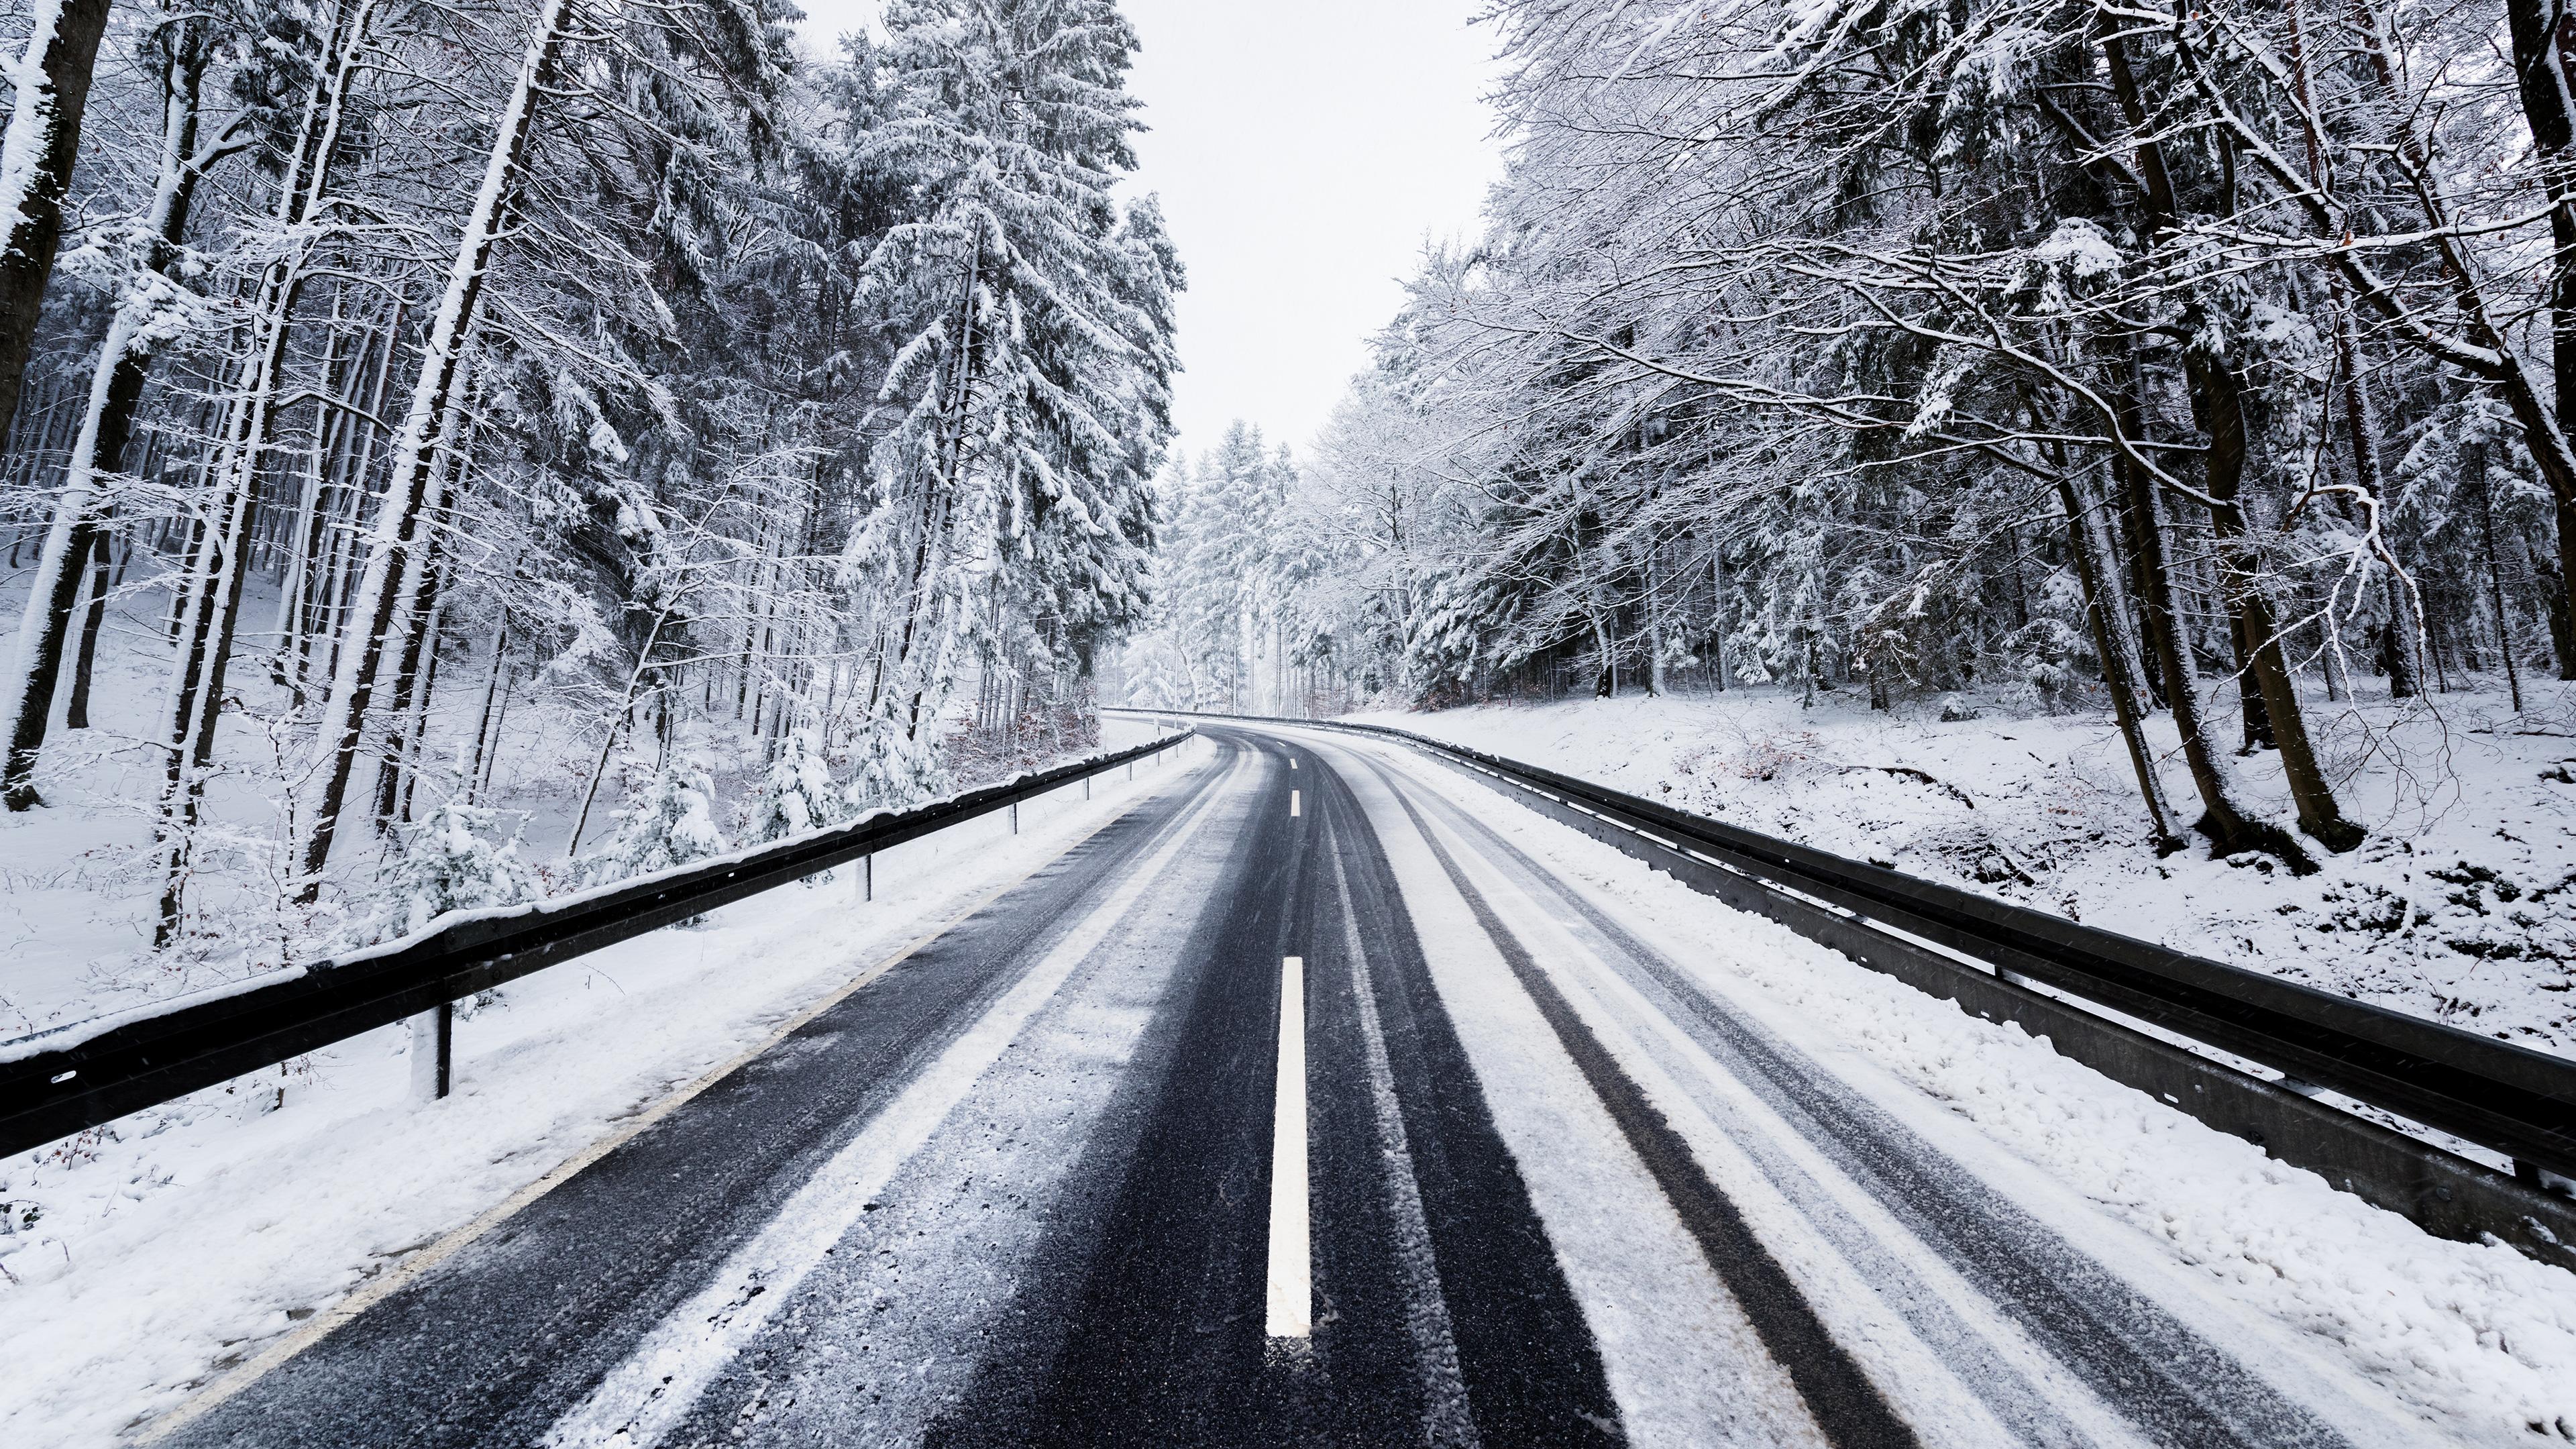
(2229, 611), (2277, 753)
(2503, 0), (2576, 677)
(2547, 531), (2576, 675)
(64, 519), (110, 729)
(0, 0), (113, 444)
(2102, 19), (2349, 863)
(0, 516), (96, 807)
(2192, 354), (2365, 853)
(2471, 440), (2528, 711)
(373, 556), (445, 833)
(2107, 438), (2298, 862)
(2059, 474), (2184, 851)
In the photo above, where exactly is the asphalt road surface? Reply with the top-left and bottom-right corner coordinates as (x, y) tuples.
(152, 726), (2396, 1448)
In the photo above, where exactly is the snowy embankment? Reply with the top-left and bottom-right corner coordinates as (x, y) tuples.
(1343, 729), (2576, 1444)
(0, 737), (1203, 1449)
(1346, 682), (2576, 1057)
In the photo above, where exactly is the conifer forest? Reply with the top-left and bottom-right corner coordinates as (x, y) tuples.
(7, 0), (2576, 1073)
(0, 0), (1175, 968)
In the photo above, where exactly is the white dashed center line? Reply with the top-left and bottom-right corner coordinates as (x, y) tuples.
(1266, 955), (1311, 1339)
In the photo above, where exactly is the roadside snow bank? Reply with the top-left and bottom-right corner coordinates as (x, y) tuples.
(0, 745), (1203, 1449)
(1347, 686), (2576, 1055)
(1367, 735), (2576, 1445)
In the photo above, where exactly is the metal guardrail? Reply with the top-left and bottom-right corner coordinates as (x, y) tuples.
(1122, 708), (2576, 1189)
(0, 731), (1194, 1159)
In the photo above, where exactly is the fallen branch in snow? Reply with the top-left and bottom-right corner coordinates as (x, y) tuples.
(1835, 763), (1976, 809)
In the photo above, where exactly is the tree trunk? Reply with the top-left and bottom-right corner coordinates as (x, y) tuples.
(2319, 606), (2353, 704)
(2547, 530), (2576, 676)
(480, 657), (515, 802)
(1591, 608), (1616, 697)
(465, 616), (508, 804)
(64, 516), (109, 729)
(2469, 439), (2528, 712)
(2109, 425), (2311, 867)
(0, 0), (114, 444)
(1708, 537), (1729, 692)
(375, 554), (447, 833)
(0, 27), (216, 807)
(297, 0), (574, 895)
(2504, 0), (2576, 678)
(272, 290), (356, 665)
(2193, 357), (2365, 851)
(2060, 471), (2185, 852)
(1644, 545), (1668, 696)
(2228, 610), (2277, 753)
(2103, 20), (2337, 865)
(2336, 329), (2425, 703)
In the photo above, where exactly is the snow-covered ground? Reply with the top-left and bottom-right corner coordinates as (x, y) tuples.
(0, 731), (1208, 1449)
(1345, 680), (2576, 1057)
(0, 566), (1115, 1042)
(0, 561), (663, 1037)
(1310, 725), (2576, 1444)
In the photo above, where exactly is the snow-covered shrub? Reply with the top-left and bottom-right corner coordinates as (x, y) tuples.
(583, 763), (729, 888)
(845, 712), (947, 815)
(1937, 694), (1984, 722)
(349, 800), (541, 947)
(2006, 619), (2092, 713)
(742, 731), (843, 844)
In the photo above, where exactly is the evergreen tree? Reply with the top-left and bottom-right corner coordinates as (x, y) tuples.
(349, 798), (539, 946)
(839, 0), (1175, 794)
(743, 730), (841, 843)
(584, 763), (731, 887)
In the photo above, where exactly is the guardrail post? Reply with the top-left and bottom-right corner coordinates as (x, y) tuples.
(863, 851), (874, 903)
(409, 1004), (453, 1103)
(2517, 1160), (2575, 1195)
(1010, 800), (1020, 835)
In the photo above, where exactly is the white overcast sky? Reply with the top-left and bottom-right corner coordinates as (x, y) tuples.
(790, 1), (1507, 467)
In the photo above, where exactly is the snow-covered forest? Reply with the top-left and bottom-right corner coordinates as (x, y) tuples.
(17, 0), (2576, 1043)
(0, 0), (1175, 1020)
(1114, 0), (2576, 1046)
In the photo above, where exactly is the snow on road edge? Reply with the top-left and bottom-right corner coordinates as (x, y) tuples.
(1324, 729), (2576, 1446)
(0, 741), (1210, 1449)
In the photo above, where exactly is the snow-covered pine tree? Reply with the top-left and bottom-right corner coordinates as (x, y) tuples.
(582, 761), (731, 888)
(837, 0), (1173, 802)
(743, 729), (841, 843)
(347, 797), (539, 947)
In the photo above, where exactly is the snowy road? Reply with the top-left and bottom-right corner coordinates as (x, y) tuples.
(146, 727), (2463, 1448)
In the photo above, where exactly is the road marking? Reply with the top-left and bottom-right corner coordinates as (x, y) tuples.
(1291, 788), (1301, 817)
(1267, 955), (1311, 1339)
(1290, 757), (1297, 769)
(540, 767), (1242, 1448)
(1331, 855), (1477, 1442)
